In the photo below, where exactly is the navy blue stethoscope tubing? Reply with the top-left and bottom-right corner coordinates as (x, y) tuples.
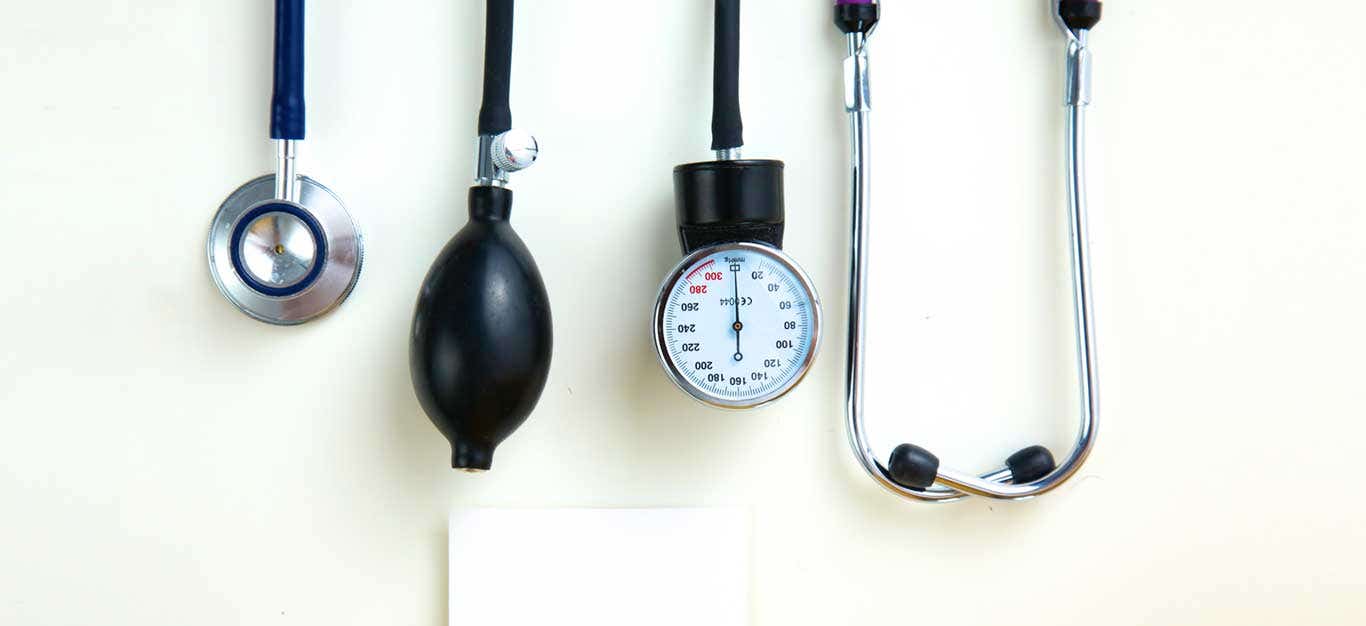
(270, 0), (305, 141)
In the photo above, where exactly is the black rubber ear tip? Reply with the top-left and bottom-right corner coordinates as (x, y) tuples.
(1059, 0), (1102, 30)
(1006, 446), (1056, 484)
(887, 443), (939, 490)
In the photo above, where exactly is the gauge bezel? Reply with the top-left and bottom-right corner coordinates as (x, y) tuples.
(652, 241), (822, 410)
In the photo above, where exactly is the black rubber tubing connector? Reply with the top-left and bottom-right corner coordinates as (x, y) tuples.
(477, 0), (514, 135)
(711, 0), (743, 151)
(673, 159), (785, 254)
(1006, 446), (1057, 484)
(887, 443), (940, 490)
(1059, 0), (1102, 31)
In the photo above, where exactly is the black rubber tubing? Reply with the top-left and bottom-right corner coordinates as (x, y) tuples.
(711, 0), (743, 151)
(477, 0), (514, 135)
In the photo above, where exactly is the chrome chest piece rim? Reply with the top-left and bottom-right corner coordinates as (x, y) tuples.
(207, 174), (363, 325)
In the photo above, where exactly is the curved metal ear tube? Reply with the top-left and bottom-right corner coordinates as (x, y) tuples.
(839, 0), (1102, 502)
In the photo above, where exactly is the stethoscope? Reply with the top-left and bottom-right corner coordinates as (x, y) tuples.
(838, 0), (1103, 502)
(207, 0), (363, 325)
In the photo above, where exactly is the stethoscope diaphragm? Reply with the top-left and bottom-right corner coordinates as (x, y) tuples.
(207, 174), (361, 325)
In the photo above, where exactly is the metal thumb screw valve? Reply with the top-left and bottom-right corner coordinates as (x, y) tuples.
(491, 129), (538, 172)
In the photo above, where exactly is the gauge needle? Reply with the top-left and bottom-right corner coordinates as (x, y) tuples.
(732, 267), (743, 361)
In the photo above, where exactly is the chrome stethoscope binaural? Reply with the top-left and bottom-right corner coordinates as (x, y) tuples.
(838, 0), (1103, 502)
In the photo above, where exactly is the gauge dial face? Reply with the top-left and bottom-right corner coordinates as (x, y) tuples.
(653, 242), (821, 409)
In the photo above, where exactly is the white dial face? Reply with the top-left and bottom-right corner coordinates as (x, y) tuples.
(654, 243), (821, 409)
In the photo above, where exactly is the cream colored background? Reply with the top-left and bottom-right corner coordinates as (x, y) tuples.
(2, 0), (1365, 624)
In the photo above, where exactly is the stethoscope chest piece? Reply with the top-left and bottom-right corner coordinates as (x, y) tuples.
(207, 0), (362, 325)
(208, 174), (362, 325)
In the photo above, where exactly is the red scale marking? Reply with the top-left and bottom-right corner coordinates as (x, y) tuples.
(685, 259), (716, 281)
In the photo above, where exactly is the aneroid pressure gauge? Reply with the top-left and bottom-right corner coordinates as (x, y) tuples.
(654, 0), (821, 410)
(652, 161), (822, 410)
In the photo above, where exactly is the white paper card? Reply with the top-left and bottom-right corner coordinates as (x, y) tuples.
(449, 508), (749, 626)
